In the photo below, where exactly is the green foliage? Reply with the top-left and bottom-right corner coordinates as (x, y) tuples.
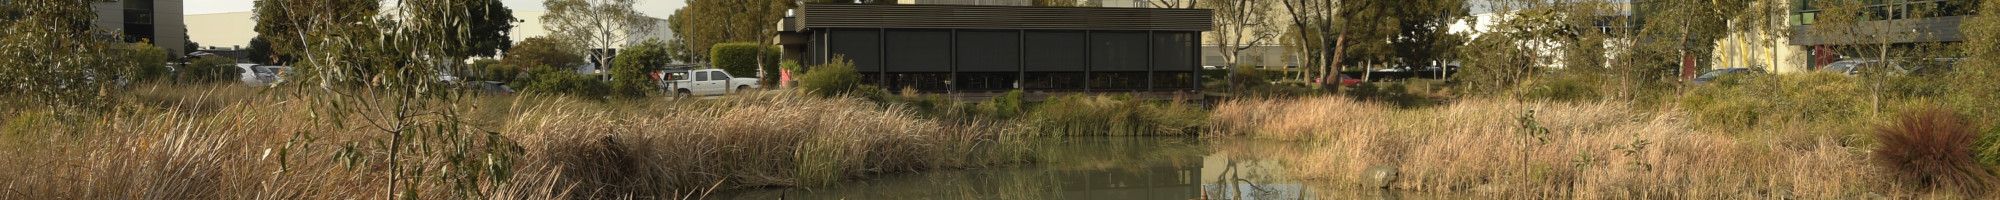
(1953, 0), (2000, 128)
(182, 56), (242, 84)
(1025, 94), (1207, 136)
(974, 90), (1026, 119)
(501, 36), (585, 72)
(122, 42), (173, 83)
(2, 0), (123, 111)
(1346, 79), (1450, 108)
(668, 0), (791, 62)
(1979, 127), (2000, 171)
(1517, 73), (1603, 103)
(520, 69), (609, 100)
(401, 0), (515, 58)
(1680, 73), (1865, 135)
(610, 39), (671, 98)
(542, 0), (654, 70)
(464, 58), (521, 83)
(708, 42), (779, 85)
(798, 56), (861, 98)
(1455, 35), (1535, 95)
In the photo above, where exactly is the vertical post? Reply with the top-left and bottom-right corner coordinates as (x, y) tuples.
(1147, 31), (1156, 92)
(950, 29), (958, 94)
(888, 27), (896, 88)
(1020, 30), (1028, 91)
(1084, 30), (1093, 92)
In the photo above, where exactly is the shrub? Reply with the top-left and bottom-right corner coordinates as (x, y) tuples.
(1872, 108), (1997, 195)
(181, 56), (241, 84)
(708, 42), (779, 86)
(1681, 73), (1864, 134)
(1025, 94), (1206, 136)
(610, 40), (670, 98)
(501, 36), (585, 72)
(1518, 74), (1603, 103)
(797, 56), (860, 98)
(519, 69), (608, 100)
(1980, 127), (2000, 171)
(121, 42), (172, 83)
(974, 90), (1025, 119)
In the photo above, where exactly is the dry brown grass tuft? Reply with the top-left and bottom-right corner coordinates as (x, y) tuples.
(1211, 96), (1926, 198)
(1872, 108), (1998, 196)
(0, 85), (1024, 199)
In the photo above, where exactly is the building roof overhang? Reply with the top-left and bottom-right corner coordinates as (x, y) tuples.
(795, 3), (1215, 32)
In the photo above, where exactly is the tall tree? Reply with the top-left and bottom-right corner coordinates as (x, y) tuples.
(401, 0), (518, 59)
(542, 0), (655, 73)
(1279, 0), (1337, 86)
(1204, 0), (1279, 69)
(1, 0), (126, 111)
(1391, 0), (1470, 77)
(253, 0), (380, 63)
(670, 0), (793, 79)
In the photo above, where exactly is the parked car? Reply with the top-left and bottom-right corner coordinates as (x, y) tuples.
(1313, 74), (1365, 87)
(236, 64), (270, 86)
(661, 69), (760, 97)
(1819, 59), (1911, 76)
(1692, 67), (1764, 85)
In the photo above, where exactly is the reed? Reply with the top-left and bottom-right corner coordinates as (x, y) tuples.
(0, 85), (1026, 199)
(1208, 96), (1982, 198)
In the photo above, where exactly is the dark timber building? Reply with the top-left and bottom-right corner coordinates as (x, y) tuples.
(776, 4), (1213, 98)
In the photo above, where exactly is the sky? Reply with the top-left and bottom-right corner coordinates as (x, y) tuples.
(185, 0), (688, 18)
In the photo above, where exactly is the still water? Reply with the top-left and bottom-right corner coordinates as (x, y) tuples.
(721, 137), (1344, 200)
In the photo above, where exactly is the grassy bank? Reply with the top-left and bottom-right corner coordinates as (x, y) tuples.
(0, 84), (1027, 199)
(1211, 95), (1996, 198)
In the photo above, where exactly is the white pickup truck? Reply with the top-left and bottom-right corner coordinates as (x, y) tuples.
(662, 69), (760, 97)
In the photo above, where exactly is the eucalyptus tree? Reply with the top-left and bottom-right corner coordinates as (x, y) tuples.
(1204, 0), (1280, 69)
(0, 0), (126, 112)
(543, 0), (655, 73)
(256, 0), (525, 198)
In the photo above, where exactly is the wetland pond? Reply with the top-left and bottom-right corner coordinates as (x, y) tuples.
(721, 137), (1406, 200)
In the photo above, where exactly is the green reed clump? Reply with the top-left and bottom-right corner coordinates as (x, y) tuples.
(1023, 94), (1206, 136)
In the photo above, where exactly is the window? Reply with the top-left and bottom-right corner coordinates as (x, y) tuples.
(1024, 72), (1085, 90)
(885, 73), (951, 92)
(829, 30), (882, 71)
(1090, 72), (1147, 90)
(887, 30), (951, 72)
(1153, 72), (1195, 89)
(711, 71), (729, 79)
(958, 30), (1021, 72)
(1090, 32), (1149, 71)
(1153, 32), (1196, 71)
(695, 71), (710, 81)
(1025, 31), (1086, 72)
(957, 72), (1018, 91)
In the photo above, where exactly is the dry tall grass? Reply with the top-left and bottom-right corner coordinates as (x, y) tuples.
(1209, 96), (1979, 198)
(0, 85), (1025, 199)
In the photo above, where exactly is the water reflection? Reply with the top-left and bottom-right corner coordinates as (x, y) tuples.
(720, 137), (1328, 200)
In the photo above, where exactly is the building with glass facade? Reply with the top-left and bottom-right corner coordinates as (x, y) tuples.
(777, 3), (1212, 97)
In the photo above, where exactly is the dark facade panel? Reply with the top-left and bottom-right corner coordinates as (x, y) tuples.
(1091, 32), (1149, 72)
(957, 30), (1021, 72)
(1152, 32), (1195, 71)
(800, 4), (1214, 32)
(828, 29), (882, 71)
(1788, 16), (1966, 45)
(886, 30), (952, 72)
(1025, 31), (1086, 72)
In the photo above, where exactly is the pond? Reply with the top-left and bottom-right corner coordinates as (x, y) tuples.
(719, 137), (1392, 200)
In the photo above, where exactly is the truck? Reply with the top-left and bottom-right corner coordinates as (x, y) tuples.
(660, 68), (761, 97)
